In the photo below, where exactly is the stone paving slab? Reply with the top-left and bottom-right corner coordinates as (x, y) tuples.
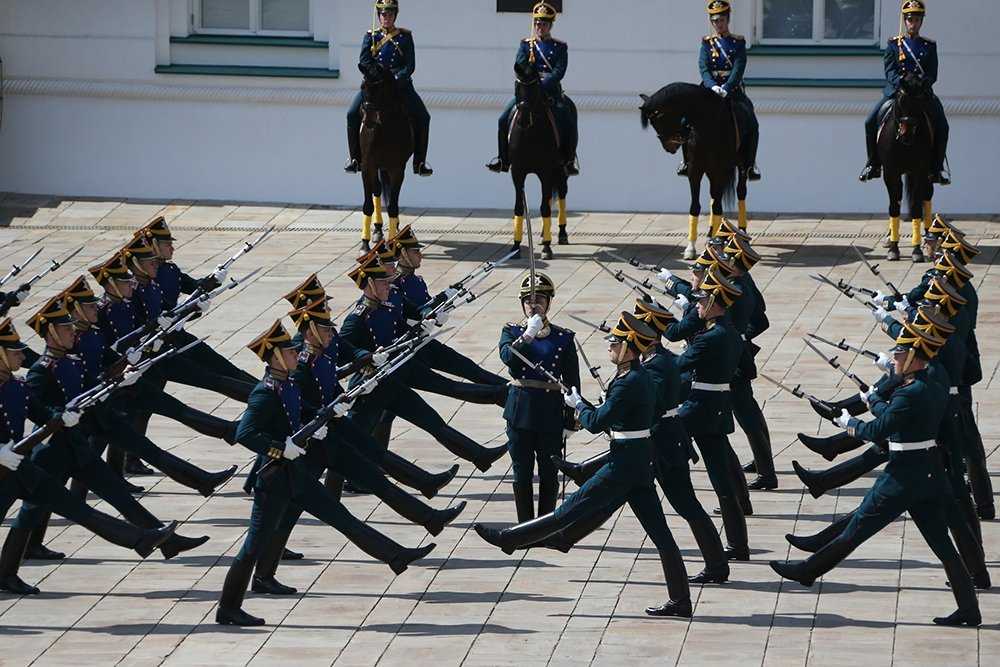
(0, 197), (998, 666)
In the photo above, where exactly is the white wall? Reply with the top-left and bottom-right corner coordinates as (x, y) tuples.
(2, 0), (999, 214)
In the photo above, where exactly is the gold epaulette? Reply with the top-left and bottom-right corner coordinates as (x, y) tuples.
(266, 446), (283, 460)
(703, 34), (714, 42)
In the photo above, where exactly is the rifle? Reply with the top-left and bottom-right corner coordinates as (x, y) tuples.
(851, 245), (902, 301)
(601, 250), (660, 273)
(806, 333), (880, 362)
(759, 373), (835, 412)
(574, 339), (606, 393)
(0, 247), (43, 288)
(214, 226), (275, 275)
(432, 247), (520, 303)
(0, 338), (202, 479)
(810, 273), (879, 310)
(593, 259), (668, 310)
(24, 246), (84, 288)
(335, 327), (445, 380)
(567, 313), (611, 334)
(803, 338), (870, 392)
(424, 280), (503, 321)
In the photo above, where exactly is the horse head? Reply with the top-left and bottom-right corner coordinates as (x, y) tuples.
(894, 71), (931, 146)
(360, 63), (404, 124)
(639, 92), (687, 154)
(513, 61), (547, 129)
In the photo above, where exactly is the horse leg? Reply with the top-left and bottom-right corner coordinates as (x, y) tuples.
(557, 171), (569, 245)
(907, 174), (928, 263)
(884, 170), (903, 261)
(361, 170), (376, 251)
(371, 171), (385, 244)
(736, 169), (749, 232)
(708, 178), (725, 238)
(540, 175), (554, 260)
(511, 170), (526, 257)
(685, 173), (702, 260)
(387, 168), (404, 239)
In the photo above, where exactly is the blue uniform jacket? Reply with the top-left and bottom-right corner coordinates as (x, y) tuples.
(884, 35), (937, 95)
(516, 37), (567, 98)
(499, 321), (579, 432)
(360, 28), (415, 81)
(675, 317), (742, 436)
(700, 33), (747, 92)
(847, 369), (946, 443)
(236, 373), (303, 462)
(156, 262), (204, 312)
(577, 360), (654, 477)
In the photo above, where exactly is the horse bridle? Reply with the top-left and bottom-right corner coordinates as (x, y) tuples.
(644, 107), (687, 150)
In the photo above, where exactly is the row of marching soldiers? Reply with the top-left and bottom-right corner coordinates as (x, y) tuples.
(767, 215), (987, 627)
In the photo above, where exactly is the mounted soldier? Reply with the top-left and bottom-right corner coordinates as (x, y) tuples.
(345, 0), (432, 177)
(860, 0), (949, 185)
(487, 2), (579, 176)
(678, 1), (760, 182)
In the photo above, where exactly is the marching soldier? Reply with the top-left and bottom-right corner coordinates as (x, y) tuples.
(678, 1), (760, 180)
(487, 2), (579, 175)
(772, 323), (980, 627)
(216, 321), (435, 626)
(860, 0), (948, 184)
(476, 312), (692, 618)
(345, 0), (433, 177)
(499, 273), (580, 520)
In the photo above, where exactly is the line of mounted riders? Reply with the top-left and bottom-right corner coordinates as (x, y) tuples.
(347, 0), (950, 265)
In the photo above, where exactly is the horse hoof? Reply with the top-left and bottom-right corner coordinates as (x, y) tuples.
(541, 243), (554, 260)
(372, 229), (384, 245)
(360, 240), (371, 252)
(682, 243), (697, 261)
(911, 247), (926, 263)
(557, 230), (569, 246)
(886, 242), (900, 262)
(510, 244), (522, 260)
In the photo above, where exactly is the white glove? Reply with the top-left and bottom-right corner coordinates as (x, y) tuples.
(657, 268), (674, 283)
(524, 314), (544, 340)
(157, 315), (173, 330)
(372, 350), (389, 367)
(0, 442), (23, 471)
(126, 348), (143, 366)
(563, 386), (582, 410)
(359, 382), (376, 396)
(673, 294), (690, 311)
(283, 437), (305, 461)
(151, 338), (164, 353)
(859, 386), (878, 406)
(61, 410), (81, 428)
(333, 401), (354, 417)
(212, 267), (229, 284)
(14, 288), (30, 304)
(833, 409), (852, 429)
(875, 352), (893, 372)
(118, 370), (142, 388)
(871, 306), (889, 323)
(195, 297), (211, 313)
(892, 297), (910, 312)
(599, 390), (607, 405)
(443, 287), (460, 300)
(313, 424), (328, 440)
(712, 85), (728, 98)
(433, 310), (450, 326)
(873, 290), (889, 303)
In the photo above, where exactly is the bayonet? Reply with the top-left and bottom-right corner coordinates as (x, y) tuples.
(574, 339), (607, 393)
(759, 373), (834, 412)
(593, 259), (667, 309)
(803, 338), (870, 391)
(806, 332), (880, 362)
(601, 250), (659, 273)
(810, 273), (878, 310)
(25, 246), (84, 287)
(851, 245), (902, 301)
(567, 313), (611, 333)
(216, 226), (275, 274)
(0, 247), (43, 288)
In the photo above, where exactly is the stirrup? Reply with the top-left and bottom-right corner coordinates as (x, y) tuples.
(859, 163), (881, 182)
(414, 161), (433, 177)
(344, 158), (360, 173)
(676, 162), (689, 178)
(486, 157), (507, 173)
(748, 165), (761, 181)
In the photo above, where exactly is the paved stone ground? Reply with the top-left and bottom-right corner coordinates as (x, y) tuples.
(1, 195), (998, 666)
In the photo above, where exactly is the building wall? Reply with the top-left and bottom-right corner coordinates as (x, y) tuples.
(2, 0), (999, 214)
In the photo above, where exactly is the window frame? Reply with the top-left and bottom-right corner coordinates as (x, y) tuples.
(755, 0), (881, 46)
(192, 0), (313, 38)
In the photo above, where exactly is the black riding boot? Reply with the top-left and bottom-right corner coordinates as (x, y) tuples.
(935, 558), (981, 627)
(349, 523), (435, 575)
(644, 551), (693, 618)
(798, 431), (866, 462)
(168, 403), (239, 444)
(345, 123), (362, 173)
(543, 506), (616, 553)
(512, 481), (535, 523)
(412, 125), (432, 176)
(859, 128), (882, 181)
(25, 514), (65, 560)
(687, 513), (730, 584)
(381, 451), (458, 499)
(0, 528), (40, 595)
(770, 540), (847, 588)
(154, 453), (237, 498)
(809, 395), (866, 422)
(434, 425), (507, 472)
(552, 451), (609, 486)
(474, 511), (568, 555)
(745, 426), (777, 490)
(537, 475), (559, 517)
(785, 513), (851, 553)
(252, 538), (298, 596)
(216, 557), (265, 626)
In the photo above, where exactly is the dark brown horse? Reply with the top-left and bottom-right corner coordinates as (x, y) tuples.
(876, 71), (935, 262)
(358, 62), (412, 251)
(508, 61), (569, 260)
(641, 83), (748, 259)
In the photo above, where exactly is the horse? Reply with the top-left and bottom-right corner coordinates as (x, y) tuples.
(508, 61), (570, 260)
(640, 82), (750, 260)
(357, 62), (413, 252)
(876, 71), (935, 262)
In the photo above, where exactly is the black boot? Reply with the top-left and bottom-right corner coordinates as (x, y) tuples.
(645, 599), (693, 617)
(747, 165), (762, 181)
(541, 507), (616, 553)
(474, 511), (568, 556)
(934, 556), (980, 626)
(158, 454), (238, 497)
(413, 161), (433, 177)
(424, 501), (467, 537)
(171, 402), (242, 443)
(216, 557), (265, 626)
(651, 548), (691, 618)
(344, 158), (360, 174)
(25, 518), (65, 560)
(134, 522), (178, 558)
(785, 513), (852, 554)
(769, 559), (817, 587)
(382, 451), (458, 499)
(797, 431), (865, 462)
(742, 461), (757, 474)
(747, 474), (778, 491)
(435, 425), (506, 472)
(512, 482), (535, 523)
(160, 533), (210, 560)
(252, 574), (297, 596)
(688, 567), (729, 585)
(0, 528), (40, 595)
(388, 543), (436, 575)
(552, 452), (609, 486)
(810, 395), (867, 422)
(933, 609), (982, 627)
(676, 162), (689, 177)
(687, 510), (729, 583)
(859, 161), (881, 182)
(325, 470), (345, 501)
(792, 460), (827, 499)
(124, 455), (156, 476)
(282, 548), (303, 561)
(537, 475), (559, 517)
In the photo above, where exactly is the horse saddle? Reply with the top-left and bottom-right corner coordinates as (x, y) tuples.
(877, 98), (935, 144)
(510, 103), (561, 148)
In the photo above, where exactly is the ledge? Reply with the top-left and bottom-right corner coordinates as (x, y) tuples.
(746, 77), (884, 88)
(170, 35), (329, 48)
(155, 64), (339, 79)
(749, 45), (882, 57)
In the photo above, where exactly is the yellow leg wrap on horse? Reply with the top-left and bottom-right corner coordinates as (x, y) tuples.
(558, 198), (567, 227)
(688, 215), (699, 242)
(372, 196), (383, 225)
(389, 217), (399, 238)
(738, 200), (748, 230)
(542, 217), (553, 243)
(911, 219), (922, 247)
(709, 213), (722, 237)
(923, 200), (933, 230)
(362, 215), (372, 241)
(889, 217), (901, 243)
(513, 216), (524, 243)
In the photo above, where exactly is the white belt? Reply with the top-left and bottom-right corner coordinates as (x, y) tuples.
(691, 382), (729, 392)
(949, 387), (959, 395)
(661, 408), (679, 419)
(611, 429), (652, 440)
(888, 440), (936, 452)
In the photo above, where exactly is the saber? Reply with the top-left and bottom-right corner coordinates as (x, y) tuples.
(806, 333), (880, 362)
(803, 338), (870, 392)
(523, 193), (538, 305)
(851, 245), (902, 301)
(217, 226), (275, 273)
(508, 345), (570, 393)
(601, 250), (660, 273)
(567, 313), (611, 333)
(574, 339), (607, 393)
(759, 373), (834, 411)
(0, 247), (43, 288)
(25, 246), (84, 287)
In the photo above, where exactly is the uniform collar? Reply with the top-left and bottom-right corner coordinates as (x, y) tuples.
(266, 367), (290, 383)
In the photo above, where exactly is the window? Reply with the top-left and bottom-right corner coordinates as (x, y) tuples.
(196, 0), (310, 36)
(759, 0), (878, 44)
(497, 1), (562, 12)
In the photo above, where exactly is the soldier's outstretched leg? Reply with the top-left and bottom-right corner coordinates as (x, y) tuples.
(810, 394), (868, 421)
(161, 356), (255, 403)
(792, 444), (889, 499)
(420, 340), (508, 386)
(553, 451), (610, 486)
(407, 366), (506, 406)
(786, 512), (852, 554)
(798, 430), (867, 462)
